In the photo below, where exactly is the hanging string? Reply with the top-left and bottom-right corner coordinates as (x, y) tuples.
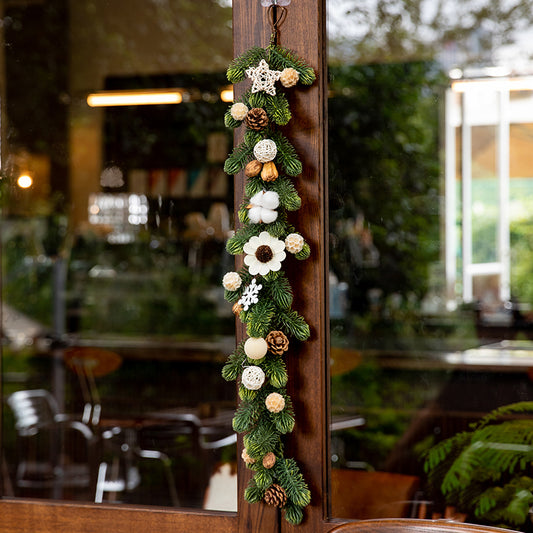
(268, 4), (287, 46)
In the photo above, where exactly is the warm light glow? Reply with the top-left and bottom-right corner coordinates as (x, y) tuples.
(87, 89), (183, 107)
(17, 174), (33, 189)
(451, 77), (533, 93)
(220, 87), (234, 102)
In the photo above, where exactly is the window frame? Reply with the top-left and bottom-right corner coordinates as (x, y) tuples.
(0, 1), (342, 531)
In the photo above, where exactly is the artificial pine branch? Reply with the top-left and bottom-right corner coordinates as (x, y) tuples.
(271, 130), (303, 176)
(221, 38), (313, 525)
(224, 141), (253, 175)
(268, 45), (316, 85)
(274, 458), (312, 508)
(221, 342), (247, 381)
(244, 420), (281, 457)
(262, 355), (289, 388)
(227, 46), (268, 83)
(265, 93), (292, 126)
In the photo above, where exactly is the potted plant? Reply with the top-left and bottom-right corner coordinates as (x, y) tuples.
(423, 401), (533, 530)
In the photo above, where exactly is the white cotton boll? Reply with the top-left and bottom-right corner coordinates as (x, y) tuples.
(249, 191), (264, 206)
(260, 208), (278, 224)
(248, 206), (263, 223)
(261, 191), (279, 210)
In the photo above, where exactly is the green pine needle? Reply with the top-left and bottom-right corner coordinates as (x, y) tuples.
(271, 177), (302, 211)
(247, 91), (268, 109)
(265, 93), (292, 126)
(271, 130), (303, 176)
(254, 468), (274, 491)
(239, 385), (259, 402)
(268, 45), (316, 85)
(224, 107), (242, 129)
(284, 502), (304, 525)
(295, 243), (311, 260)
(224, 141), (253, 175)
(276, 310), (311, 341)
(274, 458), (311, 508)
(272, 409), (296, 434)
(233, 400), (263, 433)
(244, 421), (281, 458)
(262, 355), (288, 388)
(227, 47), (268, 83)
(244, 478), (264, 504)
(222, 343), (246, 382)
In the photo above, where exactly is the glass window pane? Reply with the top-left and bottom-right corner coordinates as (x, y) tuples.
(328, 0), (533, 528)
(1, 0), (237, 511)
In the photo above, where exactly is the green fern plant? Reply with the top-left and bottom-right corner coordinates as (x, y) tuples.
(423, 402), (533, 530)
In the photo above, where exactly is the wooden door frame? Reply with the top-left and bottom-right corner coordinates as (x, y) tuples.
(0, 1), (343, 531)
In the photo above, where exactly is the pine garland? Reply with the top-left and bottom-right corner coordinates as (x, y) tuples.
(221, 36), (314, 526)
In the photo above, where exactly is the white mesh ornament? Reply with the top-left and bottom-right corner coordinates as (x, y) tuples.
(254, 139), (277, 163)
(242, 366), (265, 390)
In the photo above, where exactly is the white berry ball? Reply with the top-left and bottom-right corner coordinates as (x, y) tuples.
(242, 366), (265, 390)
(244, 337), (268, 360)
(230, 102), (248, 121)
(253, 139), (277, 163)
(222, 271), (242, 291)
(265, 392), (285, 413)
(285, 233), (305, 254)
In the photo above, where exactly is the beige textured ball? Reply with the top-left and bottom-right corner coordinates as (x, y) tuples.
(242, 366), (265, 390)
(231, 102), (248, 121)
(242, 448), (256, 465)
(222, 271), (242, 291)
(280, 67), (299, 88)
(265, 392), (285, 413)
(285, 233), (305, 254)
(244, 337), (268, 360)
(253, 139), (277, 163)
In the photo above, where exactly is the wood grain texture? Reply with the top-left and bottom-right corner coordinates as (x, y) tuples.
(329, 519), (521, 533)
(0, 500), (236, 533)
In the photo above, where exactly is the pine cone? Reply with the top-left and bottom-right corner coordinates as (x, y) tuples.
(264, 484), (287, 508)
(245, 108), (269, 131)
(232, 302), (243, 316)
(266, 331), (289, 355)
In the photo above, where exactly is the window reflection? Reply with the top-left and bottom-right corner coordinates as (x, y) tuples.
(328, 0), (533, 529)
(1, 0), (237, 510)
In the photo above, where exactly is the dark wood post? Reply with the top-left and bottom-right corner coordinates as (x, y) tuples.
(232, 1), (331, 532)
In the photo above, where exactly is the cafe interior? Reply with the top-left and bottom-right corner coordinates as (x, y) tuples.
(3, 0), (533, 527)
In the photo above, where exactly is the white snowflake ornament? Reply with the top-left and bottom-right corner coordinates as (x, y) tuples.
(242, 366), (265, 390)
(246, 59), (282, 96)
(248, 190), (280, 224)
(237, 278), (263, 311)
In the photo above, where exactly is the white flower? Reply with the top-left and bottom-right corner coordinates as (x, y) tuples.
(243, 231), (286, 276)
(222, 271), (242, 291)
(238, 278), (263, 311)
(248, 191), (279, 224)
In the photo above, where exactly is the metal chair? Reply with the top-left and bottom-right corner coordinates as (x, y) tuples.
(6, 389), (96, 498)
